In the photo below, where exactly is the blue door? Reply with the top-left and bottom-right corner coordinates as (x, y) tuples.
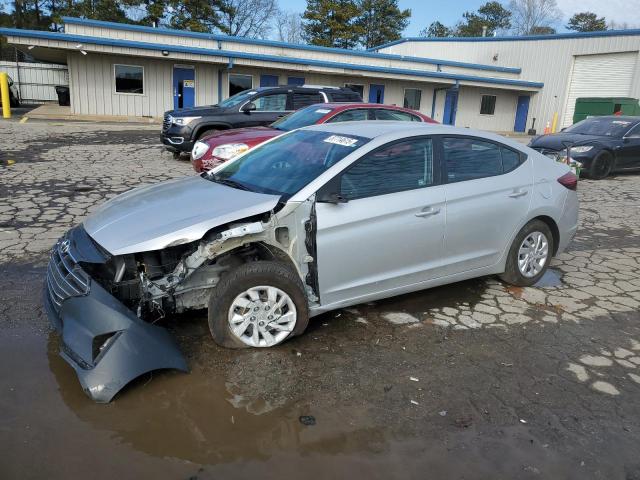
(514, 95), (530, 132)
(442, 89), (458, 125)
(369, 84), (385, 103)
(173, 66), (195, 110)
(260, 74), (279, 87)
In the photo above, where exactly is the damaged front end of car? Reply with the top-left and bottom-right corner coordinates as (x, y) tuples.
(44, 194), (319, 403)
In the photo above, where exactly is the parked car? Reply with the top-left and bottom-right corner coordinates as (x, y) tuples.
(160, 85), (363, 156)
(529, 116), (640, 179)
(6, 75), (20, 107)
(190, 102), (437, 172)
(45, 121), (578, 402)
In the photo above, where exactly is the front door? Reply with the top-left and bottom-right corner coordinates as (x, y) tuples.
(443, 89), (458, 125)
(514, 95), (530, 132)
(368, 84), (385, 103)
(236, 91), (291, 128)
(315, 137), (446, 307)
(173, 66), (195, 110)
(617, 124), (640, 170)
(439, 136), (532, 273)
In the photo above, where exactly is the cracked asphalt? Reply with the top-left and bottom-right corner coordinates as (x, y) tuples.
(1, 121), (640, 480)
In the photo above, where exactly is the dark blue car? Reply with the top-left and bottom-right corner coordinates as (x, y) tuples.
(529, 116), (640, 179)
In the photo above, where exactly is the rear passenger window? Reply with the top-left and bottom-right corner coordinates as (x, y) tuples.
(443, 137), (523, 183)
(328, 109), (369, 122)
(340, 138), (433, 199)
(293, 92), (323, 109)
(501, 147), (522, 173)
(375, 109), (421, 122)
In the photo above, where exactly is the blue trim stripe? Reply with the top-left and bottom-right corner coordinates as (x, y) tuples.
(59, 16), (521, 74)
(0, 27), (544, 88)
(371, 28), (640, 50)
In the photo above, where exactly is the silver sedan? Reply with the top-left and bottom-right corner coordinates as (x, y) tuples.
(45, 121), (579, 402)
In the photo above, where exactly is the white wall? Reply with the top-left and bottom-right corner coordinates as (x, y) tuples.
(0, 61), (68, 103)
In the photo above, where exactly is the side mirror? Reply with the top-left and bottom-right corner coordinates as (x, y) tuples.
(560, 127), (566, 132)
(317, 190), (348, 204)
(241, 102), (256, 113)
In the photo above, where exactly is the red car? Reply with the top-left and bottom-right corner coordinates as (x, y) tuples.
(190, 103), (437, 172)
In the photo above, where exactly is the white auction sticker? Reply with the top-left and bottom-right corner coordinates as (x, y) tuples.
(324, 135), (359, 147)
(315, 109), (331, 114)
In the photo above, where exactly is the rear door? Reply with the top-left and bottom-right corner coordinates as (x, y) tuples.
(617, 123), (640, 170)
(315, 136), (447, 306)
(438, 136), (533, 274)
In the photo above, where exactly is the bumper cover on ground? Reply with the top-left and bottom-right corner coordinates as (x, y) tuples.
(44, 227), (188, 403)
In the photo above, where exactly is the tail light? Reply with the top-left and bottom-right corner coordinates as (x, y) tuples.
(557, 172), (578, 191)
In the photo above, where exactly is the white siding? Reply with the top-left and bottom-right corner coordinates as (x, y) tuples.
(0, 61), (68, 102)
(562, 52), (638, 126)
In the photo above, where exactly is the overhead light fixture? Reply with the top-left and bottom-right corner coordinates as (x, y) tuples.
(162, 50), (169, 56)
(75, 44), (83, 49)
(28, 45), (35, 50)
(80, 50), (87, 55)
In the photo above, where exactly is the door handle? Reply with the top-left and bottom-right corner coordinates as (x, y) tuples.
(415, 207), (440, 218)
(508, 189), (528, 198)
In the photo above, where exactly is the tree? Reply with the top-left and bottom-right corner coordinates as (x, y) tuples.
(275, 10), (304, 44)
(302, 0), (363, 49)
(168, 0), (230, 32)
(529, 25), (554, 34)
(566, 11), (606, 32)
(121, 0), (170, 27)
(456, 1), (511, 37)
(355, 0), (410, 49)
(420, 21), (452, 38)
(508, 0), (561, 35)
(219, 0), (278, 38)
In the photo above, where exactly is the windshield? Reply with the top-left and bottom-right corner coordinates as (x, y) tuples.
(565, 117), (635, 137)
(218, 90), (256, 108)
(206, 130), (370, 197)
(271, 105), (333, 131)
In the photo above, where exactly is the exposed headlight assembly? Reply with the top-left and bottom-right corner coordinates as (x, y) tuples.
(172, 116), (201, 126)
(212, 143), (249, 160)
(570, 146), (593, 153)
(191, 141), (210, 160)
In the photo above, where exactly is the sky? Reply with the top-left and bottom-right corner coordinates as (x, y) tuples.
(279, 0), (640, 36)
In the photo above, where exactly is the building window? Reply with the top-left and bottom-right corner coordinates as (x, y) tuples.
(114, 64), (144, 95)
(229, 74), (253, 96)
(403, 88), (422, 110)
(480, 95), (497, 115)
(288, 76), (305, 86)
(344, 84), (364, 98)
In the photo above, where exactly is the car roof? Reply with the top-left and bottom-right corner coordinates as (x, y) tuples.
(582, 115), (640, 122)
(301, 121), (525, 150)
(252, 86), (353, 93)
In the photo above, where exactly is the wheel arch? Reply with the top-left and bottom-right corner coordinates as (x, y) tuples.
(530, 214), (560, 256)
(193, 123), (232, 141)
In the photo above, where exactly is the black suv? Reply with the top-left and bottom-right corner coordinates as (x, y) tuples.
(160, 85), (362, 155)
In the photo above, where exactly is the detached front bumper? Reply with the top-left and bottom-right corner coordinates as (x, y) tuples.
(44, 227), (188, 403)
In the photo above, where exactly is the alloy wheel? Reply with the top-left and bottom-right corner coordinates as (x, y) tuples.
(517, 231), (549, 278)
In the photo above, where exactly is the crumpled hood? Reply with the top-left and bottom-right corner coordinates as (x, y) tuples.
(201, 126), (281, 147)
(529, 133), (609, 151)
(83, 176), (280, 255)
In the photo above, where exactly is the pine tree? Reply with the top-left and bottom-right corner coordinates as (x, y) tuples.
(456, 1), (511, 37)
(355, 0), (410, 49)
(420, 21), (452, 38)
(303, 0), (362, 49)
(566, 12), (607, 32)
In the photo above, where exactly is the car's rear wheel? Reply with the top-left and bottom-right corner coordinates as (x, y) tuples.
(499, 220), (553, 287)
(589, 151), (613, 180)
(207, 261), (309, 348)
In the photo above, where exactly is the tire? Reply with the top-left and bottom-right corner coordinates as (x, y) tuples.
(207, 261), (309, 349)
(588, 151), (613, 180)
(499, 220), (554, 287)
(197, 129), (218, 141)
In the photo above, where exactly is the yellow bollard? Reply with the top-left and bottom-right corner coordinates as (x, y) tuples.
(551, 111), (558, 133)
(0, 72), (11, 119)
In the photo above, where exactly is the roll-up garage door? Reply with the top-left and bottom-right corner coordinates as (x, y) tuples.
(562, 51), (638, 127)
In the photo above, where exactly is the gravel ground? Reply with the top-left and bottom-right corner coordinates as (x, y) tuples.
(1, 120), (640, 480)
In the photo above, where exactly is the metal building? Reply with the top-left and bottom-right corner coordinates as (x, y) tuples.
(1, 17), (639, 132)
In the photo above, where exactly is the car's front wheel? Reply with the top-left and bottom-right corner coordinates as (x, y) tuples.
(208, 261), (309, 348)
(588, 151), (613, 180)
(499, 220), (554, 287)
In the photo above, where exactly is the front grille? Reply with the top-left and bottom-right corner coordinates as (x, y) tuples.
(46, 238), (90, 315)
(162, 113), (172, 132)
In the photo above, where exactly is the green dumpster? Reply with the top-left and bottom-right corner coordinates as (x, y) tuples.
(573, 97), (640, 124)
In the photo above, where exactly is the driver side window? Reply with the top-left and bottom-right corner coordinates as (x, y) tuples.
(340, 138), (433, 200)
(627, 124), (640, 139)
(252, 93), (288, 111)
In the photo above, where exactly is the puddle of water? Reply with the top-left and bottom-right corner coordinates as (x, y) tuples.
(534, 268), (563, 287)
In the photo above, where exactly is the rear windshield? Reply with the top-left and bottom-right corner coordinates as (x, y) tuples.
(271, 105), (333, 131)
(565, 117), (635, 137)
(207, 130), (370, 198)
